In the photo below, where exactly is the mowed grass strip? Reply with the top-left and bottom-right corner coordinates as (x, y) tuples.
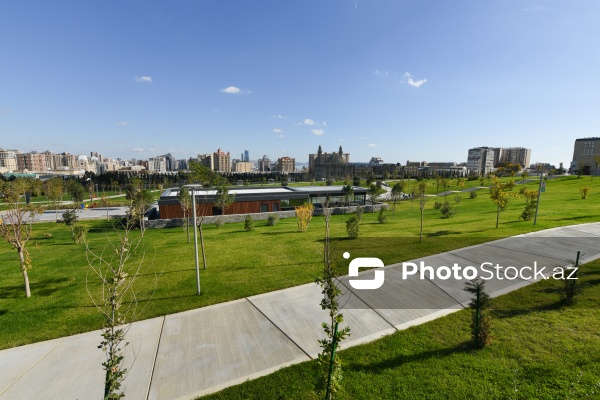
(199, 260), (600, 400)
(0, 176), (598, 349)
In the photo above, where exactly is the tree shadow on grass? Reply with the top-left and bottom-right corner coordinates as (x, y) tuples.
(347, 341), (472, 375)
(0, 277), (71, 299)
(426, 230), (462, 237)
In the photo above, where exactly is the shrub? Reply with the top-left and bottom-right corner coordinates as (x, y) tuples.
(433, 201), (443, 210)
(346, 215), (360, 239)
(244, 215), (254, 231)
(295, 203), (314, 232)
(62, 209), (78, 226)
(352, 176), (361, 187)
(43, 233), (52, 238)
(464, 279), (492, 349)
(325, 179), (334, 186)
(469, 191), (478, 199)
(267, 215), (279, 226)
(377, 208), (388, 224)
(518, 187), (527, 194)
(440, 201), (456, 218)
(214, 217), (224, 228)
(454, 194), (462, 203)
(72, 225), (88, 244)
(520, 189), (538, 221)
(580, 186), (591, 199)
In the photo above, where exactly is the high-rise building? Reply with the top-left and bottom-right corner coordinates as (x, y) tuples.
(244, 150), (250, 162)
(16, 152), (48, 172)
(148, 156), (167, 173)
(259, 155), (271, 172)
(498, 147), (531, 168)
(308, 146), (351, 180)
(213, 148), (231, 173)
(571, 137), (600, 175)
(467, 147), (495, 176)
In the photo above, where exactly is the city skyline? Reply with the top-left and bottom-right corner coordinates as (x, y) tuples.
(2, 1), (599, 167)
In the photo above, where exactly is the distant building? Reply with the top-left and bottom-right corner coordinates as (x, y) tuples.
(197, 153), (214, 170)
(233, 161), (253, 173)
(148, 156), (167, 173)
(467, 147), (495, 176)
(308, 145), (351, 180)
(369, 157), (384, 166)
(213, 148), (231, 173)
(244, 150), (250, 162)
(495, 147), (531, 168)
(17, 152), (48, 172)
(276, 157), (296, 173)
(259, 155), (271, 172)
(571, 137), (600, 175)
(0, 149), (19, 172)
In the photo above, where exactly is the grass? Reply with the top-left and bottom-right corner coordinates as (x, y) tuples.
(199, 260), (600, 399)
(0, 176), (599, 350)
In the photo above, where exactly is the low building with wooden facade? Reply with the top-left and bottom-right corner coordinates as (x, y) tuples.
(158, 186), (369, 219)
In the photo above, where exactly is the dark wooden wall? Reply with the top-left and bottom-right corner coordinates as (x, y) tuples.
(159, 200), (282, 219)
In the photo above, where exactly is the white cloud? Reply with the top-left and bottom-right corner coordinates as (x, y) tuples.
(220, 86), (241, 94)
(132, 147), (145, 152)
(134, 76), (153, 83)
(403, 72), (427, 88)
(311, 129), (325, 136)
(374, 69), (389, 76)
(272, 114), (287, 119)
(368, 143), (378, 147)
(116, 121), (128, 126)
(303, 118), (316, 126)
(273, 128), (284, 133)
(275, 134), (285, 138)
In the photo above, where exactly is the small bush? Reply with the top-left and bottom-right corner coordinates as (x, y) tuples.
(518, 187), (527, 194)
(464, 279), (492, 349)
(520, 189), (538, 221)
(353, 176), (361, 187)
(377, 208), (388, 224)
(325, 179), (334, 186)
(244, 215), (254, 231)
(43, 233), (53, 238)
(559, 266), (581, 305)
(580, 186), (591, 199)
(72, 225), (88, 244)
(214, 217), (224, 228)
(469, 191), (478, 199)
(440, 201), (456, 218)
(267, 215), (279, 226)
(454, 194), (462, 203)
(433, 201), (443, 210)
(62, 209), (78, 226)
(346, 215), (360, 239)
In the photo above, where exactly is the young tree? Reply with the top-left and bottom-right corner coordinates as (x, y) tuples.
(244, 214), (255, 231)
(367, 184), (385, 212)
(346, 215), (360, 239)
(464, 279), (493, 349)
(45, 177), (64, 222)
(341, 184), (354, 206)
(86, 225), (148, 399)
(0, 179), (43, 298)
(520, 189), (538, 221)
(215, 183), (235, 215)
(489, 177), (518, 228)
(390, 182), (403, 213)
(130, 189), (153, 235)
(593, 156), (600, 180)
(580, 186), (591, 199)
(178, 187), (192, 243)
(295, 203), (314, 232)
(66, 179), (86, 204)
(99, 195), (111, 221)
(418, 181), (428, 242)
(316, 203), (350, 398)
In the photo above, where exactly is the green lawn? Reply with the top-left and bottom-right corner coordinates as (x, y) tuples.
(0, 176), (598, 350)
(199, 259), (600, 399)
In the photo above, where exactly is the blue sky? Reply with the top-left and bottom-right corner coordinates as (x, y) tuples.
(1, 1), (599, 166)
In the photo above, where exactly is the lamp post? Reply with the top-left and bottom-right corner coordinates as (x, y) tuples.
(185, 185), (201, 295)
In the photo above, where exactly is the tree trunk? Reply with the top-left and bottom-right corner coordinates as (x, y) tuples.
(18, 249), (31, 298)
(186, 216), (190, 244)
(420, 209), (424, 243)
(496, 205), (500, 229)
(199, 221), (207, 270)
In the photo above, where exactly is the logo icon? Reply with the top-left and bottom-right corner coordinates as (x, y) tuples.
(346, 253), (385, 290)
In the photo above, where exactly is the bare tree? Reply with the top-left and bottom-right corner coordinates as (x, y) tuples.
(45, 177), (65, 222)
(86, 225), (152, 399)
(0, 179), (43, 298)
(418, 181), (428, 242)
(179, 187), (192, 243)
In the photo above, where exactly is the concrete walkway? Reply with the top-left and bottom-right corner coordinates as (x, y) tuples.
(1, 223), (599, 399)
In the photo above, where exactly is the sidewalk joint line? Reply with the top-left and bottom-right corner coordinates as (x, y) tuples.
(145, 316), (166, 400)
(245, 298), (313, 360)
(336, 279), (398, 331)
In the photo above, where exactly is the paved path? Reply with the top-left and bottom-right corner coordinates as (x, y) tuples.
(1, 223), (599, 400)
